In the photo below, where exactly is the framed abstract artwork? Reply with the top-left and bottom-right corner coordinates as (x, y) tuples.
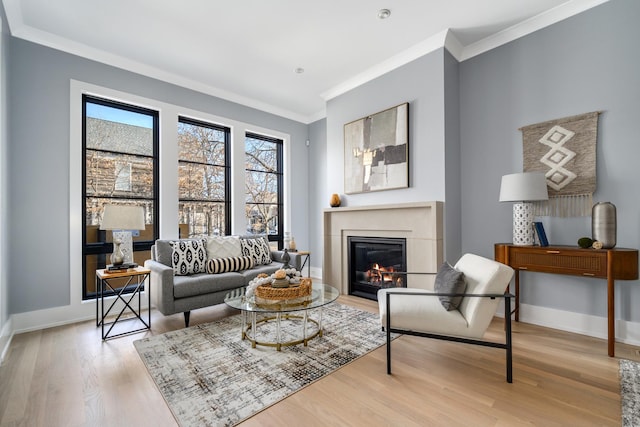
(344, 103), (409, 194)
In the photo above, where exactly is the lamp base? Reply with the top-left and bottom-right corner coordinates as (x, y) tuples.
(513, 202), (535, 246)
(111, 238), (124, 265)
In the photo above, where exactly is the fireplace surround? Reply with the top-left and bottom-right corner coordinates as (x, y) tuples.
(323, 202), (443, 295)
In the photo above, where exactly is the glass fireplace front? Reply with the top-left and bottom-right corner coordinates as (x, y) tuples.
(348, 236), (407, 300)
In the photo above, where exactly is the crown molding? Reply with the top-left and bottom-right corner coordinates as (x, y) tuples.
(2, 0), (311, 124)
(2, 0), (611, 123)
(321, 0), (610, 101)
(460, 0), (611, 61)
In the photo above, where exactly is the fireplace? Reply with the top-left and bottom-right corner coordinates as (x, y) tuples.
(348, 236), (407, 300)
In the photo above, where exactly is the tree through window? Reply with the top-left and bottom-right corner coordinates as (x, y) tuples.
(177, 117), (230, 238)
(245, 133), (283, 248)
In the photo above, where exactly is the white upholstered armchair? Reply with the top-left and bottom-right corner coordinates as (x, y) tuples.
(378, 253), (515, 382)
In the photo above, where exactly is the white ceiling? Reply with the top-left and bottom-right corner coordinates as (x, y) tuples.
(3, 0), (607, 123)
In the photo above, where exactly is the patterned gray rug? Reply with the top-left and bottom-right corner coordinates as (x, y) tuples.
(134, 303), (391, 427)
(621, 359), (640, 426)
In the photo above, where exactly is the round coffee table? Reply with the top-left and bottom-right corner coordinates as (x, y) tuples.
(224, 283), (340, 351)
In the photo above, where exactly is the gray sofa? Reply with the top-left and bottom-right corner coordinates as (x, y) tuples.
(144, 236), (302, 327)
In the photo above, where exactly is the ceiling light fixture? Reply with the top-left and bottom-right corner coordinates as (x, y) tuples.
(294, 67), (305, 74)
(377, 9), (391, 19)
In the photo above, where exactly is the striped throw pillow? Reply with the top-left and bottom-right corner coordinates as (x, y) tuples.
(206, 256), (255, 274)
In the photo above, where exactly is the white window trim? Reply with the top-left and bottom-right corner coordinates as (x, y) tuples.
(66, 79), (291, 322)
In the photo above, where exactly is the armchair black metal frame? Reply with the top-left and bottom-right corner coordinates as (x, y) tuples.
(384, 290), (515, 383)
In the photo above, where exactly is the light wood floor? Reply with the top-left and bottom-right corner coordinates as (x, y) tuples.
(1, 295), (638, 426)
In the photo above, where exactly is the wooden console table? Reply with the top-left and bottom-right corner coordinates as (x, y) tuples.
(494, 244), (638, 357)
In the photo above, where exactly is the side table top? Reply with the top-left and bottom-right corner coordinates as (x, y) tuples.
(96, 266), (151, 279)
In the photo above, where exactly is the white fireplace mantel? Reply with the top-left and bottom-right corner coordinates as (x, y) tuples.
(323, 201), (444, 295)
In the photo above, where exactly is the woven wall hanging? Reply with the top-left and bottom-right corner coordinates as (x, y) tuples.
(520, 111), (600, 217)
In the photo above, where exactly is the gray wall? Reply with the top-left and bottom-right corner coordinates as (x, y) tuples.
(308, 118), (327, 273)
(7, 38), (309, 314)
(1, 9), (8, 333)
(5, 0), (639, 328)
(460, 0), (640, 320)
(326, 49), (448, 208)
(322, 48), (463, 264)
(444, 49), (462, 261)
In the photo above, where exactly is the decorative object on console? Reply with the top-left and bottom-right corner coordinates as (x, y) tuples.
(592, 202), (617, 248)
(344, 102), (409, 194)
(100, 204), (145, 268)
(520, 111), (600, 217)
(533, 222), (549, 247)
(578, 237), (594, 248)
(499, 172), (549, 246)
(330, 193), (341, 207)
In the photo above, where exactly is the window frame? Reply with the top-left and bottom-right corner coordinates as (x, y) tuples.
(244, 132), (284, 248)
(81, 94), (160, 300)
(177, 116), (232, 237)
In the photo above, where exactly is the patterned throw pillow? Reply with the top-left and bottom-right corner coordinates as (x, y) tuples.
(206, 256), (255, 274)
(206, 236), (242, 259)
(240, 236), (272, 266)
(170, 239), (207, 275)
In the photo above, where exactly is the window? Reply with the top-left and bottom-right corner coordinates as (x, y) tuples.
(245, 132), (283, 248)
(178, 117), (231, 238)
(114, 161), (132, 191)
(82, 95), (159, 300)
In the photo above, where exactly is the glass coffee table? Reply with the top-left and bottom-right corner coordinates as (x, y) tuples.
(224, 283), (340, 351)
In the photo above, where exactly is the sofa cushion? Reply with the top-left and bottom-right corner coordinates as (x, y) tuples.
(173, 272), (245, 299)
(206, 236), (242, 259)
(434, 262), (467, 311)
(206, 256), (255, 274)
(171, 239), (207, 275)
(240, 235), (272, 265)
(155, 240), (174, 267)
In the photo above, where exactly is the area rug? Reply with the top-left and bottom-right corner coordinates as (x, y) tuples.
(620, 359), (640, 426)
(134, 303), (391, 427)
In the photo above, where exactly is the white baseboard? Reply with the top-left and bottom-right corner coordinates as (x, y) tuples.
(496, 301), (640, 347)
(310, 266), (322, 280)
(11, 293), (150, 335)
(0, 318), (13, 365)
(4, 291), (639, 358)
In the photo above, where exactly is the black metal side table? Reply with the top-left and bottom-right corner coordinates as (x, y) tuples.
(298, 251), (311, 277)
(96, 267), (151, 340)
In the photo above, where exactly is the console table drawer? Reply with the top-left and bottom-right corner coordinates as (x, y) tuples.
(509, 247), (607, 278)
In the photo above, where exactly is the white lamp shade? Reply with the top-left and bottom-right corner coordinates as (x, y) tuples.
(100, 205), (145, 230)
(499, 172), (549, 202)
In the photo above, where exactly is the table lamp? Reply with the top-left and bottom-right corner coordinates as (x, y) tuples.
(100, 205), (145, 267)
(499, 172), (549, 246)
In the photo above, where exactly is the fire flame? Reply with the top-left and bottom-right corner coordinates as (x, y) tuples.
(366, 264), (402, 286)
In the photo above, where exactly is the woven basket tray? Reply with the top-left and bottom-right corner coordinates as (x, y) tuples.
(254, 278), (312, 301)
